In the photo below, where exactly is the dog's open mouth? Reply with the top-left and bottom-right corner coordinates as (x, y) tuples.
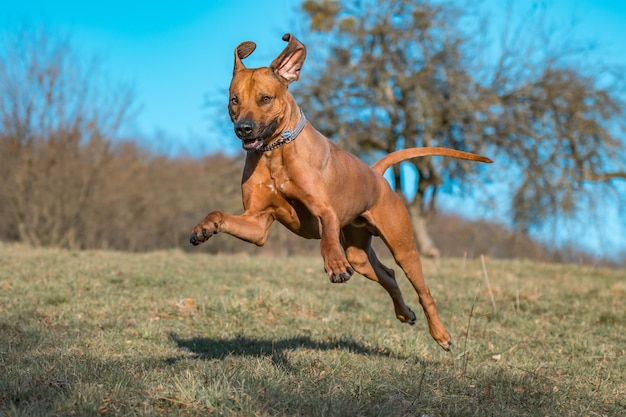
(242, 138), (264, 151)
(236, 120), (278, 151)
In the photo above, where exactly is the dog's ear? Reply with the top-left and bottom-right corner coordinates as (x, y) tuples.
(270, 33), (306, 84)
(233, 41), (256, 74)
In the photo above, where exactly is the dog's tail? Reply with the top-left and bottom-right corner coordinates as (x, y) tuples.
(371, 147), (492, 175)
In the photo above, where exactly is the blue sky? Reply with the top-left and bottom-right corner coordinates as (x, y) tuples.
(2, 0), (301, 154)
(3, 0), (625, 257)
(3, 1), (625, 152)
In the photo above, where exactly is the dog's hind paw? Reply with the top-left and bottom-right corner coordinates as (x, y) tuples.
(407, 306), (417, 324)
(431, 327), (452, 352)
(397, 306), (417, 325)
(439, 339), (452, 352)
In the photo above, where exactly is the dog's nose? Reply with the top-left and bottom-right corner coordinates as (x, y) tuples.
(234, 120), (255, 138)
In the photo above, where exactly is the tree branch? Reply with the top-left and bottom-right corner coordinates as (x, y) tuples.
(584, 171), (626, 182)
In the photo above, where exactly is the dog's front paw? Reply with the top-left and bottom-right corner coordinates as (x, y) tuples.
(189, 222), (218, 245)
(189, 213), (222, 246)
(325, 257), (355, 283)
(189, 227), (211, 245)
(329, 267), (355, 283)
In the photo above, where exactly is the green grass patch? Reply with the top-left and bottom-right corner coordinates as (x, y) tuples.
(0, 243), (624, 416)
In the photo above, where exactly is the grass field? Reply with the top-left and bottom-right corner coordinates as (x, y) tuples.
(0, 242), (624, 416)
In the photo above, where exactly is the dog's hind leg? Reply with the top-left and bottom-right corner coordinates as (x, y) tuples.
(364, 194), (452, 351)
(342, 225), (417, 324)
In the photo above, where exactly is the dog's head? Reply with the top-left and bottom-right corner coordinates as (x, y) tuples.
(228, 33), (306, 151)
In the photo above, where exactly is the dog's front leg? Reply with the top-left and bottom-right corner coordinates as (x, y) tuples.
(189, 211), (274, 246)
(285, 174), (355, 283)
(317, 210), (355, 283)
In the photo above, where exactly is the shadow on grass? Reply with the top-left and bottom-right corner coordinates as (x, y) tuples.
(2, 323), (615, 416)
(168, 333), (397, 361)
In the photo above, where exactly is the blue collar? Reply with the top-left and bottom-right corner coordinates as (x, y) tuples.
(254, 109), (306, 153)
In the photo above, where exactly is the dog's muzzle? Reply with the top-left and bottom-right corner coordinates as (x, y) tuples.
(233, 120), (261, 150)
(234, 119), (278, 151)
(234, 120), (254, 139)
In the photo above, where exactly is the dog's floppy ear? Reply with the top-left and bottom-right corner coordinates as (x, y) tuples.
(233, 41), (256, 74)
(270, 33), (306, 84)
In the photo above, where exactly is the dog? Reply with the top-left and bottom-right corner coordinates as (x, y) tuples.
(190, 34), (492, 351)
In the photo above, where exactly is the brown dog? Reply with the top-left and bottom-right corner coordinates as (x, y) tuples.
(190, 34), (491, 351)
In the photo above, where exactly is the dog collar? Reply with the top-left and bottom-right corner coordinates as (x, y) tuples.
(254, 109), (306, 153)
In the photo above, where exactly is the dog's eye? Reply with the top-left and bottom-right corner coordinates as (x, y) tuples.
(230, 96), (239, 105)
(261, 95), (272, 104)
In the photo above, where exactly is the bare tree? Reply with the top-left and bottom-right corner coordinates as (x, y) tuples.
(481, 3), (626, 233)
(0, 24), (135, 248)
(297, 0), (625, 255)
(0, 25), (265, 252)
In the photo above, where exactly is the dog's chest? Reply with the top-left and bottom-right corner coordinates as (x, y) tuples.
(266, 158), (295, 195)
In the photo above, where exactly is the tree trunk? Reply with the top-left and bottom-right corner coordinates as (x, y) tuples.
(408, 199), (440, 259)
(392, 164), (441, 259)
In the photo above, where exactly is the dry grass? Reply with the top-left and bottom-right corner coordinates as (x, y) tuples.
(0, 242), (624, 416)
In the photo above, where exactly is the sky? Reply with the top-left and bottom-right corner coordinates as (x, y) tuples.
(2, 0), (626, 258)
(2, 0), (302, 154)
(3, 1), (625, 151)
